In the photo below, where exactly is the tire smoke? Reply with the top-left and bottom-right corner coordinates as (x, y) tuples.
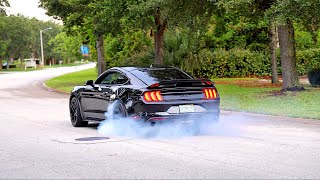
(98, 101), (243, 139)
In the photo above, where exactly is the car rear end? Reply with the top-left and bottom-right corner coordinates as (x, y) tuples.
(128, 67), (220, 124)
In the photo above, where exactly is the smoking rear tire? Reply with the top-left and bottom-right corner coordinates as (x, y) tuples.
(70, 97), (88, 127)
(109, 100), (128, 119)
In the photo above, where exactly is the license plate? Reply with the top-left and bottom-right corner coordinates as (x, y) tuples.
(179, 104), (195, 113)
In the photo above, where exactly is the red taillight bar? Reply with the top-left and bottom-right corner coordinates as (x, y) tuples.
(143, 91), (163, 102)
(203, 88), (218, 99)
(148, 83), (160, 89)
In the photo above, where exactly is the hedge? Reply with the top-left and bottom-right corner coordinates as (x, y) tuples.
(191, 48), (320, 78)
(296, 49), (320, 75)
(193, 49), (271, 78)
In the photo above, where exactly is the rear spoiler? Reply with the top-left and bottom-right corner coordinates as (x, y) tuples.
(147, 79), (215, 89)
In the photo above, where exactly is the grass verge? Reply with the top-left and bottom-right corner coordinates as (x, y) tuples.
(214, 82), (320, 119)
(45, 68), (97, 93)
(45, 68), (320, 119)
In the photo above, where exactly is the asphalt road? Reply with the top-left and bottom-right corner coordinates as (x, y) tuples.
(0, 64), (320, 179)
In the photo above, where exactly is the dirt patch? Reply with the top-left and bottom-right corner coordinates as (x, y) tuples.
(264, 89), (305, 97)
(216, 79), (282, 88)
(266, 90), (287, 97)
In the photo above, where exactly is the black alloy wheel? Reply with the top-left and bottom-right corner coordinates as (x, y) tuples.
(110, 100), (128, 120)
(70, 97), (88, 127)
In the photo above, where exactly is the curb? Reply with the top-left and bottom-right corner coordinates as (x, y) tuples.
(221, 110), (320, 126)
(42, 82), (69, 95)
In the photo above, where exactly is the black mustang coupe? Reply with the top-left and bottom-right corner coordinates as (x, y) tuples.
(69, 66), (220, 127)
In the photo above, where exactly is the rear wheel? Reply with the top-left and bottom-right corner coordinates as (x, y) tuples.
(70, 97), (88, 127)
(106, 100), (128, 120)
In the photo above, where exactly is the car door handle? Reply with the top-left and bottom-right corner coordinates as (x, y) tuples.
(81, 92), (95, 97)
(94, 93), (108, 98)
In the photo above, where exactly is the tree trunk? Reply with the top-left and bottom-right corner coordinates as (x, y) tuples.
(269, 21), (279, 83)
(31, 51), (36, 60)
(154, 9), (167, 65)
(6, 56), (10, 70)
(0, 59), (2, 71)
(96, 34), (106, 76)
(278, 20), (304, 91)
(20, 57), (23, 69)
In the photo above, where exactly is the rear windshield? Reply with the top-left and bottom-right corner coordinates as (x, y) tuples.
(131, 68), (193, 85)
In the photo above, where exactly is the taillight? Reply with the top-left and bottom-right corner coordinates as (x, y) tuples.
(148, 83), (160, 89)
(203, 88), (218, 99)
(143, 91), (163, 102)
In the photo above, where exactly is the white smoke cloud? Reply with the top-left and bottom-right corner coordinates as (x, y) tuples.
(98, 101), (245, 139)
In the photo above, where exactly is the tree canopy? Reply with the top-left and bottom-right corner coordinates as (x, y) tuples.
(0, 15), (62, 70)
(0, 0), (9, 15)
(1, 0), (318, 91)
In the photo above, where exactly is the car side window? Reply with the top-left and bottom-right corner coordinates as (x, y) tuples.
(96, 72), (129, 85)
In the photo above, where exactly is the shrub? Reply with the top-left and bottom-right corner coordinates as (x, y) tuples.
(296, 49), (320, 75)
(190, 48), (320, 78)
(308, 68), (320, 86)
(191, 49), (271, 78)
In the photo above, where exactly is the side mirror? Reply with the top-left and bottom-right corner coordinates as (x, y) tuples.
(85, 80), (94, 86)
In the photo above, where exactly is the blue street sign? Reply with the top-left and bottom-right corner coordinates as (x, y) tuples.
(80, 45), (89, 56)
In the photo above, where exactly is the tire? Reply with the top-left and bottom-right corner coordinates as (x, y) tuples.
(107, 100), (128, 120)
(70, 97), (88, 127)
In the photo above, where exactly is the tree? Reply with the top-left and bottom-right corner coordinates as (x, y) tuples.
(0, 15), (61, 70)
(278, 20), (301, 91)
(0, 0), (9, 15)
(49, 32), (83, 63)
(40, 0), (216, 69)
(266, 0), (305, 91)
(219, 0), (279, 83)
(25, 18), (61, 65)
(269, 21), (279, 83)
(39, 0), (121, 75)
(41, 21), (63, 65)
(294, 0), (320, 46)
(2, 15), (33, 68)
(0, 0), (9, 69)
(40, 0), (131, 75)
(0, 17), (9, 70)
(127, 0), (215, 64)
(220, 0), (306, 90)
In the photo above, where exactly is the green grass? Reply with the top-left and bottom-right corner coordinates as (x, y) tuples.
(45, 68), (98, 92)
(45, 69), (320, 119)
(44, 62), (85, 68)
(215, 83), (320, 119)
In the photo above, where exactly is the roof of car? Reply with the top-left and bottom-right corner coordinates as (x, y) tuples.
(118, 65), (177, 72)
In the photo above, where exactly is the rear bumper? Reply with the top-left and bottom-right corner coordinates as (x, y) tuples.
(133, 99), (220, 112)
(131, 99), (220, 123)
(132, 110), (220, 124)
